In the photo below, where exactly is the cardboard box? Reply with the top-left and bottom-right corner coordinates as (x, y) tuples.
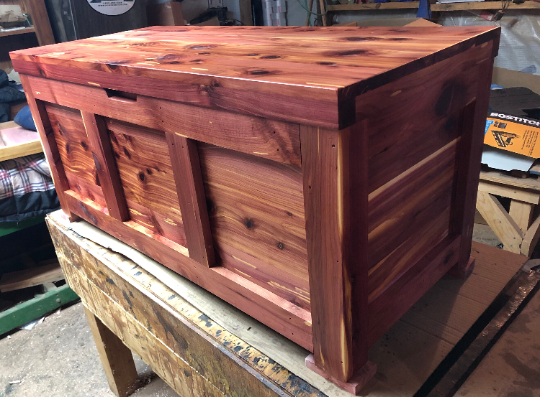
(482, 68), (540, 172)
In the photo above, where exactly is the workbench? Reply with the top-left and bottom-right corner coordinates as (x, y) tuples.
(46, 210), (536, 396)
(477, 170), (540, 257)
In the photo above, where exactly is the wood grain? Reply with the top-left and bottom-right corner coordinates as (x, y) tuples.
(21, 76), (71, 215)
(84, 307), (139, 397)
(107, 120), (186, 246)
(23, 75), (302, 165)
(476, 191), (523, 254)
(359, 43), (491, 193)
(199, 144), (310, 310)
(368, 139), (458, 269)
(369, 236), (461, 344)
(63, 190), (313, 351)
(509, 200), (534, 232)
(451, 53), (496, 273)
(12, 26), (500, 129)
(82, 112), (130, 222)
(300, 123), (371, 383)
(45, 104), (101, 189)
(166, 133), (215, 267)
(49, 218), (324, 397)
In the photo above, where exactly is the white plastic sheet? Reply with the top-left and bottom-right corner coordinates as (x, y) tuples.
(439, 11), (540, 75)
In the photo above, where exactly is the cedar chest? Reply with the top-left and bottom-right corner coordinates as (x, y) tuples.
(11, 25), (500, 393)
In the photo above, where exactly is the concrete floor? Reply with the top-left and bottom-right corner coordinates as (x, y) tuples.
(0, 224), (513, 397)
(0, 302), (178, 397)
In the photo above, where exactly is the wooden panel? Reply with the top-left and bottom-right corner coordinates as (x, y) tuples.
(65, 172), (106, 207)
(12, 26), (500, 128)
(359, 43), (492, 193)
(21, 76), (71, 213)
(369, 207), (451, 301)
(369, 236), (461, 345)
(23, 75), (302, 166)
(44, 103), (101, 190)
(198, 144), (310, 310)
(107, 120), (186, 246)
(63, 190), (313, 351)
(300, 123), (370, 383)
(368, 139), (458, 269)
(82, 112), (129, 222)
(166, 133), (215, 267)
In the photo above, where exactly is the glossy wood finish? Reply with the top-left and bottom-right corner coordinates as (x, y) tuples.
(166, 133), (215, 267)
(82, 112), (130, 222)
(301, 123), (372, 387)
(14, 26), (500, 393)
(11, 26), (499, 129)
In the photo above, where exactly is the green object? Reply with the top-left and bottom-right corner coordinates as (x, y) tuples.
(0, 215), (46, 238)
(0, 284), (79, 336)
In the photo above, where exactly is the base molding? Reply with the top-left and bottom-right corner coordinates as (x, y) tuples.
(305, 354), (377, 395)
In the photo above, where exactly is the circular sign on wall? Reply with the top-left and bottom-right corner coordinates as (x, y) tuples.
(87, 0), (135, 16)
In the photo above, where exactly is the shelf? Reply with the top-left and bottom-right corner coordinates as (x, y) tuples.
(327, 1), (540, 12)
(0, 26), (35, 38)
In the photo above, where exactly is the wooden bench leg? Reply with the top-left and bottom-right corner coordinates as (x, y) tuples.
(84, 306), (139, 397)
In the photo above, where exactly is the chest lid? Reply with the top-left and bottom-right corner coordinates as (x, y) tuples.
(11, 26), (499, 129)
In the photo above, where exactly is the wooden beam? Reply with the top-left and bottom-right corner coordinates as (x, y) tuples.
(509, 200), (534, 232)
(0, 262), (63, 292)
(521, 214), (540, 257)
(84, 307), (139, 397)
(300, 123), (374, 389)
(327, 1), (540, 11)
(81, 111), (130, 222)
(23, 0), (55, 45)
(166, 133), (216, 267)
(239, 0), (253, 26)
(451, 54), (495, 274)
(20, 75), (73, 217)
(478, 181), (540, 205)
(476, 191), (523, 254)
(480, 170), (540, 192)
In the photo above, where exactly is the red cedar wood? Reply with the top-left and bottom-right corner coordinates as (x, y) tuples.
(62, 191), (313, 350)
(10, 26), (500, 129)
(20, 75), (73, 218)
(46, 104), (102, 190)
(451, 52), (497, 277)
(14, 27), (501, 392)
(300, 123), (372, 384)
(22, 76), (302, 167)
(81, 111), (130, 222)
(166, 133), (216, 267)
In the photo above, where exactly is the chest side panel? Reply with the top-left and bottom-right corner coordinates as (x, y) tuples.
(362, 42), (494, 343)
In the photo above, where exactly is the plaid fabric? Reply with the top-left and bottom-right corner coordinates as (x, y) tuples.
(0, 154), (55, 200)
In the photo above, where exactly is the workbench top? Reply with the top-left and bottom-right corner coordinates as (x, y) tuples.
(47, 211), (528, 396)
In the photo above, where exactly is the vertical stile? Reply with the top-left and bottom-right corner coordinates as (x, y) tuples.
(166, 132), (216, 267)
(20, 75), (73, 217)
(81, 111), (130, 222)
(300, 122), (373, 386)
(451, 49), (496, 274)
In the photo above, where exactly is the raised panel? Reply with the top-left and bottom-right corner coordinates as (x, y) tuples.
(198, 144), (310, 310)
(45, 103), (101, 191)
(106, 120), (187, 246)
